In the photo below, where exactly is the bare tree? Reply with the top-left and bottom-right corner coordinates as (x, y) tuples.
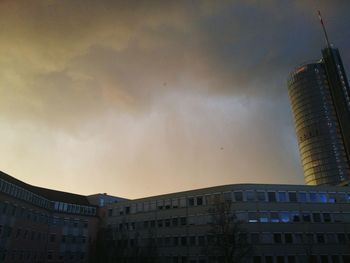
(206, 200), (252, 263)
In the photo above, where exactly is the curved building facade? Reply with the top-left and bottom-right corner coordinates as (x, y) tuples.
(288, 61), (350, 185)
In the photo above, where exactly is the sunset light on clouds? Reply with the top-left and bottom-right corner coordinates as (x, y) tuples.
(0, 0), (349, 198)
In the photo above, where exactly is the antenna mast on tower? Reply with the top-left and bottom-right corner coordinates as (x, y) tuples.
(318, 10), (331, 48)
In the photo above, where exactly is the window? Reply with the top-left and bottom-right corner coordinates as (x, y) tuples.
(259, 212), (269, 223)
(294, 233), (303, 243)
(188, 198), (195, 207)
(198, 236), (205, 246)
(323, 213), (332, 222)
(180, 198), (186, 208)
(251, 233), (260, 244)
(180, 217), (187, 226)
(290, 211), (300, 222)
(270, 212), (279, 223)
(234, 191), (243, 202)
(309, 193), (318, 202)
(288, 192), (297, 202)
(279, 212), (290, 223)
(157, 220), (163, 228)
(257, 192), (266, 201)
(273, 233), (282, 243)
(306, 233), (314, 243)
(50, 234), (56, 242)
(302, 212), (311, 222)
(172, 199), (178, 208)
(189, 236), (196, 246)
(268, 192), (276, 202)
(312, 213), (321, 222)
(337, 233), (346, 244)
(172, 218), (178, 226)
(248, 212), (258, 223)
(246, 191), (255, 201)
(223, 192), (232, 202)
(278, 192), (287, 202)
(326, 233), (336, 243)
(316, 234), (325, 243)
(181, 236), (187, 246)
(196, 196), (203, 206)
(319, 193), (327, 203)
(261, 233), (272, 244)
(328, 193), (336, 203)
(285, 233), (293, 243)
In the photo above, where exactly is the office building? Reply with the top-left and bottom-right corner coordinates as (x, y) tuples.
(103, 183), (350, 263)
(0, 170), (100, 263)
(287, 17), (350, 186)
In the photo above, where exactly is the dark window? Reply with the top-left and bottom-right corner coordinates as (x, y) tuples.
(337, 233), (346, 244)
(181, 236), (187, 246)
(172, 218), (178, 226)
(302, 213), (311, 222)
(253, 256), (262, 263)
(287, 256), (296, 263)
(323, 213), (331, 222)
(125, 207), (130, 214)
(268, 192), (276, 202)
(320, 255), (328, 263)
(196, 197), (203, 206)
(173, 237), (179, 246)
(288, 192), (297, 202)
(165, 219), (170, 227)
(273, 233), (282, 243)
(312, 213), (321, 222)
(180, 217), (187, 226)
(198, 236), (205, 246)
(251, 233), (259, 244)
(108, 209), (112, 216)
(234, 191), (243, 201)
(157, 220), (163, 228)
(265, 256), (273, 263)
(188, 198), (194, 206)
(189, 236), (196, 245)
(316, 234), (325, 243)
(276, 256), (285, 263)
(285, 233), (293, 243)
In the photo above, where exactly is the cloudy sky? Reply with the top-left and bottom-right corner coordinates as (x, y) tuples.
(0, 0), (349, 199)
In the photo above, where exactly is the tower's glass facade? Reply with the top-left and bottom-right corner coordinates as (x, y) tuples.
(288, 48), (350, 185)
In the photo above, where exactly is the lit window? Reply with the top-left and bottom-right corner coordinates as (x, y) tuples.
(279, 212), (290, 223)
(277, 192), (287, 202)
(259, 212), (269, 223)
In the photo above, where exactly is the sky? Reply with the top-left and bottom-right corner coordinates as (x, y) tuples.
(0, 0), (349, 199)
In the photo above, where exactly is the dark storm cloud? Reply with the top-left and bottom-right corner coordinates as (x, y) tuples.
(0, 0), (349, 196)
(1, 0), (349, 124)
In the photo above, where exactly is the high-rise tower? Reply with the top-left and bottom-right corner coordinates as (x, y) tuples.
(288, 12), (350, 186)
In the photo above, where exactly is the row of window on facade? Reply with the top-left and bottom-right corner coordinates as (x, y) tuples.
(111, 231), (350, 247)
(109, 190), (350, 215)
(53, 201), (96, 216)
(0, 201), (89, 228)
(104, 254), (349, 263)
(0, 224), (88, 244)
(0, 178), (97, 216)
(0, 249), (86, 262)
(0, 179), (52, 210)
(110, 211), (350, 232)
